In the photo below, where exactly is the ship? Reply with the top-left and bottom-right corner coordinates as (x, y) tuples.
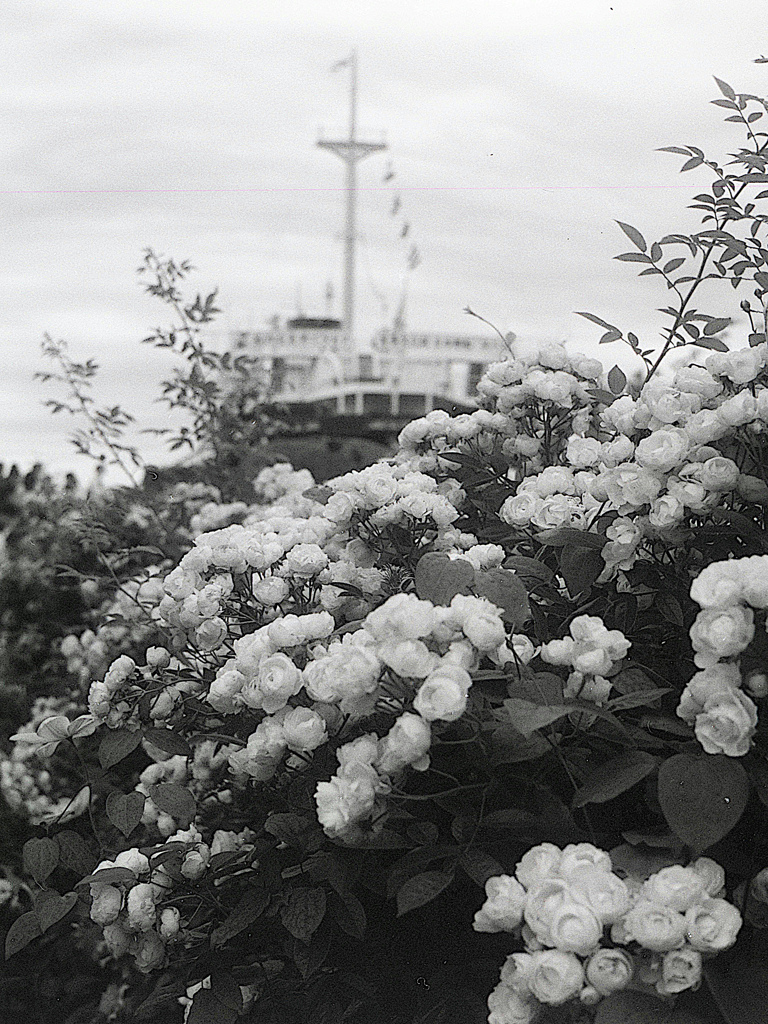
(223, 51), (505, 445)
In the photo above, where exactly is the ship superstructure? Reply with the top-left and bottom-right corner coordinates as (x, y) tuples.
(225, 52), (504, 438)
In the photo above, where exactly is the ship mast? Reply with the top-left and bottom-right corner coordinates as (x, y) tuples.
(318, 51), (386, 354)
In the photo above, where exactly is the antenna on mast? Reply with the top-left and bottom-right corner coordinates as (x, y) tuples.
(318, 50), (386, 353)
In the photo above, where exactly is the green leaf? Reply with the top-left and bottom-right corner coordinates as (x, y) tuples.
(149, 783), (196, 824)
(76, 865), (138, 888)
(106, 791), (146, 837)
(331, 889), (367, 940)
(681, 156), (704, 172)
(616, 221), (647, 252)
(714, 76), (736, 100)
(537, 527), (605, 549)
(575, 311), (618, 330)
(663, 257), (685, 273)
(414, 553), (475, 606)
(703, 317), (731, 335)
(657, 754), (749, 853)
(474, 567), (531, 629)
(98, 728), (143, 769)
(572, 752), (658, 808)
(5, 911), (42, 959)
(55, 830), (97, 876)
(143, 727), (192, 758)
(34, 889), (78, 933)
(280, 887), (327, 942)
(595, 990), (675, 1023)
(503, 556), (553, 584)
(264, 812), (316, 847)
(23, 837), (59, 884)
(211, 887), (270, 948)
(607, 364), (627, 394)
(396, 870), (454, 917)
(615, 252), (653, 263)
(559, 545), (604, 598)
(693, 337), (729, 352)
(501, 698), (568, 738)
(186, 989), (238, 1024)
(458, 848), (505, 887)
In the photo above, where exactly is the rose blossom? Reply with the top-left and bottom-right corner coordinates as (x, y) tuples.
(473, 875), (528, 933)
(487, 982), (536, 1024)
(643, 865), (707, 912)
(547, 900), (603, 955)
(623, 900), (687, 952)
(413, 664), (472, 722)
(685, 898), (742, 952)
(280, 706), (328, 753)
(526, 950), (585, 1005)
(515, 843), (562, 890)
(568, 866), (631, 924)
(658, 947), (702, 995)
(694, 688), (758, 756)
(689, 605), (754, 666)
(376, 712), (431, 775)
(558, 842), (613, 878)
(585, 948), (634, 996)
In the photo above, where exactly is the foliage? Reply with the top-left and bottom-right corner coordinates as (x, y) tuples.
(11, 68), (768, 1024)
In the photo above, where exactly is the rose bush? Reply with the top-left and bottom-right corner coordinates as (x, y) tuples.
(9, 71), (768, 1024)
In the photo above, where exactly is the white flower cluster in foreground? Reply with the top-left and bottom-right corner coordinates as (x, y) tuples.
(474, 842), (740, 1022)
(677, 554), (768, 755)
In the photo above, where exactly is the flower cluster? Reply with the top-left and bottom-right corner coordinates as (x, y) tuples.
(540, 615), (630, 704)
(88, 826), (254, 972)
(475, 843), (740, 1021)
(677, 555), (768, 755)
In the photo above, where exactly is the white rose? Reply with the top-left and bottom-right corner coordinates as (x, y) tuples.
(524, 877), (572, 946)
(566, 436), (602, 468)
(515, 843), (562, 890)
(207, 669), (246, 713)
(376, 712), (431, 774)
(159, 906), (180, 941)
(282, 543), (329, 578)
(635, 428), (689, 473)
(658, 946), (702, 995)
(114, 849), (150, 876)
(256, 652), (303, 713)
(623, 900), (687, 951)
(252, 576), (290, 606)
(358, 467), (399, 507)
(648, 494), (685, 529)
(413, 664), (472, 722)
(487, 982), (536, 1024)
(689, 605), (754, 666)
(90, 884), (123, 926)
(280, 706), (328, 752)
(568, 866), (631, 924)
(698, 456), (741, 492)
(643, 866), (707, 911)
(559, 843), (613, 878)
(585, 948), (634, 996)
(463, 608), (507, 652)
(499, 492), (543, 527)
(365, 593), (438, 642)
(716, 391), (757, 426)
(685, 897), (742, 952)
(690, 857), (726, 897)
(102, 920), (131, 957)
(379, 639), (440, 678)
(473, 875), (528, 933)
(527, 950), (585, 1006)
(694, 688), (758, 756)
(531, 494), (582, 530)
(126, 883), (160, 933)
(131, 930), (166, 972)
(547, 900), (603, 955)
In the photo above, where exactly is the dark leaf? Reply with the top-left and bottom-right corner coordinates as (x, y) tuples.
(458, 848), (505, 887)
(616, 221), (647, 252)
(559, 545), (604, 598)
(607, 364), (627, 394)
(714, 76), (736, 100)
(396, 870), (454, 917)
(143, 728), (192, 758)
(55, 831), (97, 876)
(414, 553), (475, 606)
(615, 252), (653, 263)
(280, 887), (327, 942)
(34, 889), (78, 933)
(474, 567), (531, 629)
(501, 698), (568, 738)
(657, 754), (749, 853)
(572, 752), (658, 808)
(187, 989), (238, 1024)
(211, 887), (269, 947)
(106, 791), (146, 837)
(149, 783), (196, 823)
(98, 729), (143, 769)
(23, 837), (59, 884)
(5, 912), (42, 959)
(76, 866), (137, 888)
(702, 317), (731, 335)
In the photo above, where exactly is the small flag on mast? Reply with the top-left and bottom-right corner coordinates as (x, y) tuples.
(331, 56), (351, 72)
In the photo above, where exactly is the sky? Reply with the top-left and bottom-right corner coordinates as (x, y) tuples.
(3, 0), (768, 482)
